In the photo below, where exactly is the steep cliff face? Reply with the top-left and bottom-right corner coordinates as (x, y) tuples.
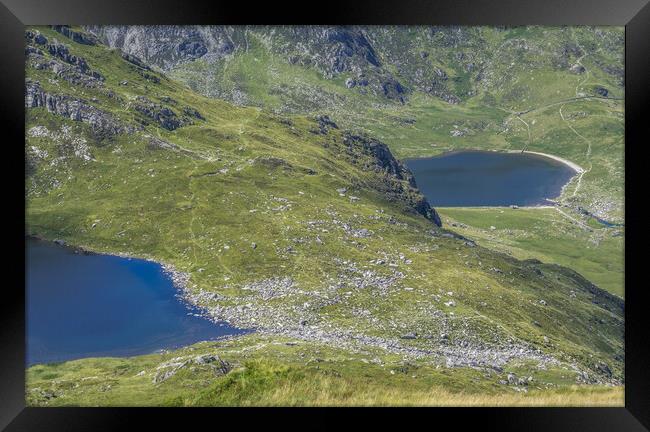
(84, 25), (236, 70)
(342, 132), (441, 226)
(84, 25), (624, 110)
(85, 26), (384, 75)
(84, 25), (410, 102)
(25, 80), (136, 138)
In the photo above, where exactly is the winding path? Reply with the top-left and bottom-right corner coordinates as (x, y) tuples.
(559, 104), (592, 199)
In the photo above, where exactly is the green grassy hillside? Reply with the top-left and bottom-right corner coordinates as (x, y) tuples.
(25, 26), (624, 406)
(438, 207), (624, 296)
(92, 25), (625, 296)
(87, 25), (625, 296)
(153, 26), (624, 222)
(27, 334), (622, 407)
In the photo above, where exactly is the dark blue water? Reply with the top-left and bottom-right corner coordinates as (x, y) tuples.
(593, 217), (624, 228)
(405, 151), (577, 207)
(27, 238), (245, 366)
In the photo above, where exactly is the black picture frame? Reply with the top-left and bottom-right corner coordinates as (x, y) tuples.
(2, 0), (649, 429)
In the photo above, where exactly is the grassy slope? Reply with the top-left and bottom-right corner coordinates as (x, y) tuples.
(27, 334), (622, 407)
(438, 208), (624, 296)
(26, 27), (623, 406)
(170, 26), (624, 220)
(169, 26), (625, 298)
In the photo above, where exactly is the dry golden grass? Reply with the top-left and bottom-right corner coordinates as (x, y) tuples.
(263, 384), (624, 407)
(204, 368), (625, 407)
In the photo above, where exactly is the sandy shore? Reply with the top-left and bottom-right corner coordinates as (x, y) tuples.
(509, 150), (585, 173)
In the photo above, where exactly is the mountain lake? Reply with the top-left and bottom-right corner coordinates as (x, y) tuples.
(26, 237), (246, 365)
(405, 150), (578, 207)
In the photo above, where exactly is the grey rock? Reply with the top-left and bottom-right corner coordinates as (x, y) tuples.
(183, 106), (205, 120)
(570, 63), (586, 74)
(596, 362), (612, 377)
(121, 52), (152, 70)
(25, 81), (136, 138)
(133, 96), (191, 131)
(147, 137), (179, 151)
(342, 132), (441, 227)
(594, 86), (609, 97)
(312, 115), (338, 134)
(51, 25), (99, 45)
(400, 332), (417, 340)
(25, 33), (104, 87)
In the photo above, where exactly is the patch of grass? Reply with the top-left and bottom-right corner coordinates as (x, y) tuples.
(438, 207), (623, 297)
(27, 335), (623, 407)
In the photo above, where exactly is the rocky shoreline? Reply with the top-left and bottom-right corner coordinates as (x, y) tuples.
(161, 261), (618, 384)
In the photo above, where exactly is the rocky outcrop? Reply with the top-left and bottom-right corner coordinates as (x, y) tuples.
(183, 106), (204, 120)
(344, 133), (414, 185)
(324, 27), (381, 72)
(599, 63), (624, 86)
(84, 25), (230, 70)
(51, 25), (99, 45)
(25, 80), (136, 138)
(147, 137), (179, 151)
(133, 96), (196, 131)
(120, 52), (161, 83)
(45, 41), (99, 78)
(379, 76), (407, 102)
(152, 354), (231, 384)
(421, 68), (461, 104)
(311, 115), (339, 135)
(25, 30), (104, 88)
(570, 63), (586, 74)
(594, 86), (609, 97)
(27, 52), (104, 89)
(342, 132), (442, 227)
(121, 52), (152, 70)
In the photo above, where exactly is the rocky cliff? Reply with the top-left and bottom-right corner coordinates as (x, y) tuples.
(25, 80), (136, 139)
(84, 25), (624, 109)
(342, 131), (441, 226)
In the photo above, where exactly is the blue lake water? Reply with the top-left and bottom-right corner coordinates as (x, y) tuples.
(26, 238), (245, 366)
(405, 151), (577, 207)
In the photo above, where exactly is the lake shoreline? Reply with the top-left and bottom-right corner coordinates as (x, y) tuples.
(405, 150), (578, 208)
(26, 233), (227, 326)
(404, 149), (584, 175)
(26, 234), (249, 365)
(511, 150), (585, 174)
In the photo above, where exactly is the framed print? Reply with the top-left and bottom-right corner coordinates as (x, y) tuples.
(1, 0), (649, 429)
